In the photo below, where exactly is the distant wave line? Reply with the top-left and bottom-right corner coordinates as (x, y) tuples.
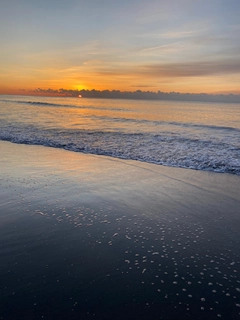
(0, 99), (128, 112)
(80, 114), (240, 133)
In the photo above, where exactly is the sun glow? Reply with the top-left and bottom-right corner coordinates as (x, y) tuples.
(74, 84), (88, 91)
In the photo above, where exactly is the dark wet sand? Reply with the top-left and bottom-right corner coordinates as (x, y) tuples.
(0, 141), (240, 320)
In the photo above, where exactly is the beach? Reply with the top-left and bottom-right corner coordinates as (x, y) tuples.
(1, 140), (240, 320)
(1, 0), (240, 317)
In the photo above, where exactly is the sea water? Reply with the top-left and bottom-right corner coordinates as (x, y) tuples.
(1, 95), (240, 174)
(1, 95), (240, 320)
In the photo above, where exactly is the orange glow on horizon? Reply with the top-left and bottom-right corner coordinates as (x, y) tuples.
(0, 74), (240, 97)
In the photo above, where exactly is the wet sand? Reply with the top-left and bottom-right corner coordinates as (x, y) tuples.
(0, 141), (240, 320)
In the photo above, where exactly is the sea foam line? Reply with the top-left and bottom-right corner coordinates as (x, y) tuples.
(1, 127), (239, 175)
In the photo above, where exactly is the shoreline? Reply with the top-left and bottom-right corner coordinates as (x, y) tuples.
(1, 139), (240, 177)
(1, 140), (240, 197)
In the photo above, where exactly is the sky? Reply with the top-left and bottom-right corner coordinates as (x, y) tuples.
(1, 0), (240, 95)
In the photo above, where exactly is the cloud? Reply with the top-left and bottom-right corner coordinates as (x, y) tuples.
(29, 87), (240, 103)
(83, 60), (103, 66)
(139, 30), (202, 40)
(140, 42), (184, 53)
(141, 59), (240, 77)
(161, 30), (200, 39)
(94, 58), (240, 79)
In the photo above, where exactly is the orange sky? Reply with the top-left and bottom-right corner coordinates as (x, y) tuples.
(1, 0), (240, 96)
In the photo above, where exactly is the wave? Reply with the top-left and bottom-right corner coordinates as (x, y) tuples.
(1, 126), (239, 175)
(0, 99), (127, 112)
(83, 114), (240, 133)
(0, 99), (59, 107)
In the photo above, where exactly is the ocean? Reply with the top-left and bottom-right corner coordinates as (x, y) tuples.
(1, 95), (240, 174)
(1, 96), (240, 320)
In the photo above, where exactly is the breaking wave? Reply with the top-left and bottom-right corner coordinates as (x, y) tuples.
(1, 126), (239, 175)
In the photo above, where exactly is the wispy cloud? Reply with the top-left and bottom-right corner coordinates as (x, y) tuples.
(161, 30), (200, 39)
(140, 60), (240, 77)
(141, 42), (184, 53)
(138, 42), (186, 56)
(138, 29), (202, 40)
(94, 58), (240, 78)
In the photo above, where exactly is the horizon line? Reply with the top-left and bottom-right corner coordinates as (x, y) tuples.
(2, 88), (240, 103)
